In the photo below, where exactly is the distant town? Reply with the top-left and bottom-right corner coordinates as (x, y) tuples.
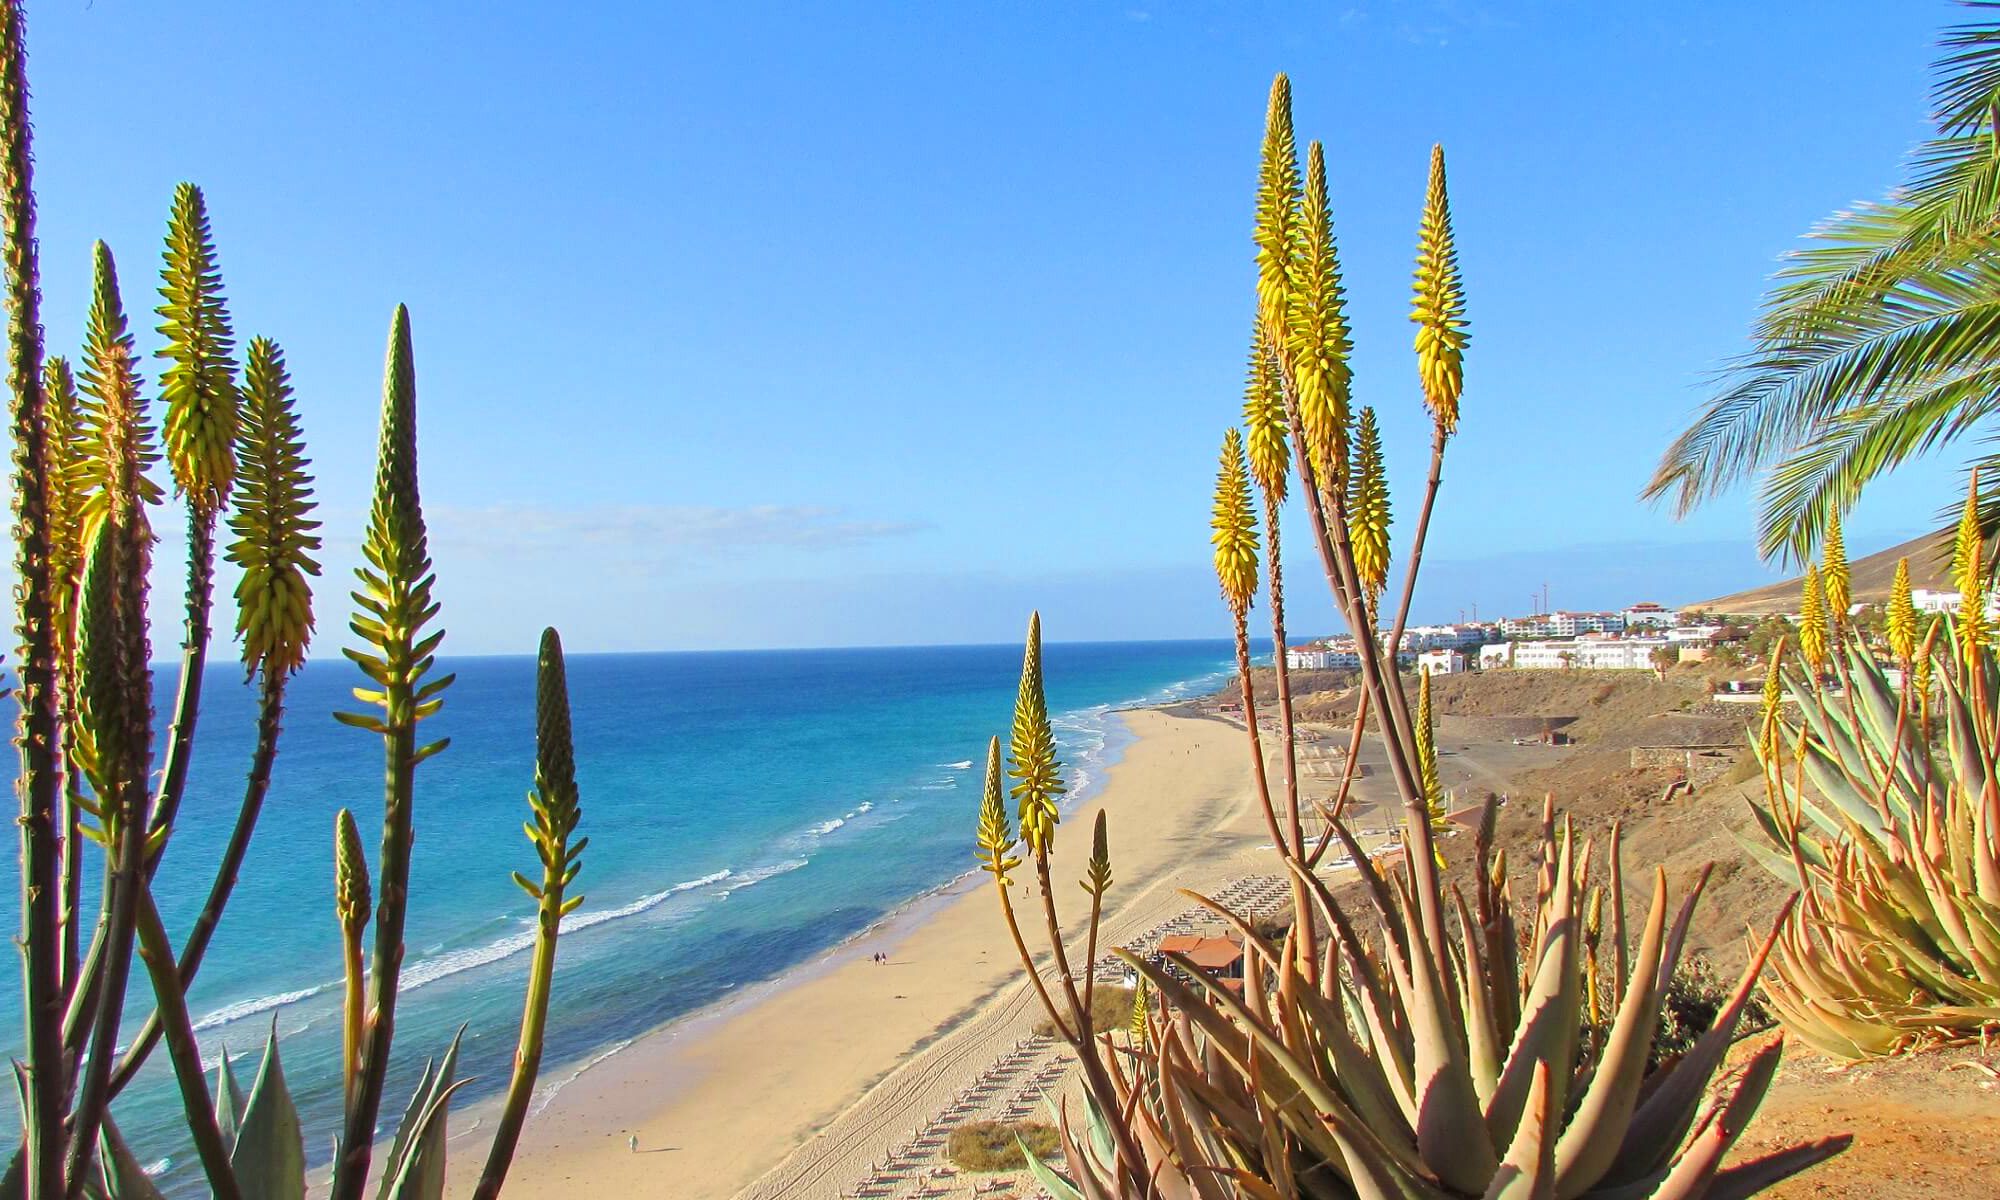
(1284, 587), (1992, 677)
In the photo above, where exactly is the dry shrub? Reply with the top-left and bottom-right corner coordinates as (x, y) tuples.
(946, 1120), (1061, 1172)
(1033, 984), (1132, 1039)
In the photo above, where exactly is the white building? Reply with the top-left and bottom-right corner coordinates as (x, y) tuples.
(1478, 642), (1515, 669)
(1912, 588), (2000, 618)
(1394, 623), (1496, 652)
(1664, 624), (1725, 644)
(1285, 642), (1363, 670)
(1552, 611), (1626, 636)
(1500, 611), (1626, 638)
(1417, 649), (1469, 675)
(1623, 602), (1679, 629)
(1285, 646), (1331, 670)
(1508, 637), (1669, 671)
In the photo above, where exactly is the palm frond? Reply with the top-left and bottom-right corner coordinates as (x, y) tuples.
(1755, 363), (2000, 559)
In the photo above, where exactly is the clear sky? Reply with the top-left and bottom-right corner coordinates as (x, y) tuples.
(13, 1), (1967, 653)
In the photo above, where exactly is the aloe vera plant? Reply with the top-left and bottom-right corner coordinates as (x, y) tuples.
(1743, 487), (2000, 1057)
(0, 2), (585, 1194)
(980, 73), (1846, 1199)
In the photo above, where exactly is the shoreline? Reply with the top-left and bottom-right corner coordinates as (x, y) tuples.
(447, 704), (1291, 1198)
(442, 693), (1159, 1146)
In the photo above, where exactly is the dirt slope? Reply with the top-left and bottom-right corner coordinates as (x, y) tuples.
(1698, 529), (1952, 614)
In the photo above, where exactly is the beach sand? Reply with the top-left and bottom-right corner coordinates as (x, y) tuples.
(449, 706), (1349, 1199)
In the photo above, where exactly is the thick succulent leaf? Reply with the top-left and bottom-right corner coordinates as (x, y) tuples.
(229, 1030), (305, 1200)
(97, 1118), (167, 1200)
(1450, 888), (1503, 1106)
(1552, 870), (1672, 1198)
(1485, 835), (1580, 1155)
(1797, 740), (1887, 840)
(1703, 1136), (1855, 1200)
(214, 1048), (246, 1154)
(380, 1028), (465, 1200)
(1019, 1135), (1084, 1200)
(1605, 899), (1790, 1185)
(1482, 1061), (1555, 1200)
(1641, 1038), (1786, 1200)
(374, 1056), (440, 1196)
(1056, 1103), (1122, 1200)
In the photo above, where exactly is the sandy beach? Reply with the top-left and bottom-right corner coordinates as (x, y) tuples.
(445, 704), (1360, 1199)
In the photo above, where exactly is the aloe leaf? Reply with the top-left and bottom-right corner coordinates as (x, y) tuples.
(374, 1057), (440, 1200)
(1640, 1038), (1786, 1200)
(1798, 741), (1886, 839)
(1605, 898), (1789, 1185)
(1485, 832), (1580, 1155)
(1076, 1085), (1117, 1173)
(1704, 1136), (1854, 1200)
(379, 1028), (465, 1200)
(213, 1046), (245, 1154)
(383, 1078), (473, 1200)
(1020, 1135), (1084, 1200)
(1552, 869), (1671, 1198)
(97, 1117), (166, 1200)
(228, 1030), (304, 1200)
(1484, 1060), (1556, 1200)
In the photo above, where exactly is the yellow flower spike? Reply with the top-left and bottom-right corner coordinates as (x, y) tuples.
(1287, 142), (1352, 486)
(1953, 469), (1986, 654)
(975, 735), (1020, 885)
(1008, 613), (1066, 856)
(1800, 564), (1832, 676)
(1760, 637), (1786, 761)
(1410, 144), (1467, 436)
(1347, 407), (1392, 600)
(1416, 668), (1444, 830)
(156, 183), (240, 514)
(1799, 564), (1829, 673)
(1210, 428), (1260, 618)
(1241, 324), (1289, 505)
(1914, 621), (1937, 699)
(1887, 558), (1916, 665)
(1822, 507), (1850, 630)
(1253, 75), (1301, 359)
(227, 337), (322, 678)
(1129, 981), (1151, 1045)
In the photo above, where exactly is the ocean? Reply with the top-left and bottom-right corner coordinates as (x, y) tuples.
(0, 638), (1245, 1192)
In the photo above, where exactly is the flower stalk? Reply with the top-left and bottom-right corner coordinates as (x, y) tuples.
(475, 627), (587, 1200)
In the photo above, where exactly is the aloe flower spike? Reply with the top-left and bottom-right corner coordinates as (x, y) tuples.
(475, 627), (586, 1200)
(975, 735), (1020, 885)
(1411, 144), (1467, 434)
(329, 306), (453, 1200)
(1008, 612), (1065, 856)
(1887, 558), (1917, 664)
(1953, 469), (1986, 654)
(1210, 428), (1259, 618)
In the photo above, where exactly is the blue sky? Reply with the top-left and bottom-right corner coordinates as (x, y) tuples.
(14, 1), (1967, 652)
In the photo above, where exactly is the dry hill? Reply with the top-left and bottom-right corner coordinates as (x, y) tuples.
(1695, 529), (1951, 615)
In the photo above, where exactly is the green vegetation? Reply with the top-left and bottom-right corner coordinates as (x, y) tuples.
(1033, 985), (1134, 1040)
(979, 72), (1845, 1200)
(945, 1121), (1060, 1173)
(0, 4), (579, 1193)
(1743, 506), (2000, 1057)
(1648, 7), (2000, 558)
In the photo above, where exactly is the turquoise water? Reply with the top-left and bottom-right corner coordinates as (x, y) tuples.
(2, 638), (1244, 1191)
